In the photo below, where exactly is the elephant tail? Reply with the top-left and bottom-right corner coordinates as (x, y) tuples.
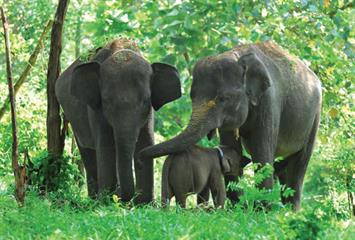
(161, 158), (172, 208)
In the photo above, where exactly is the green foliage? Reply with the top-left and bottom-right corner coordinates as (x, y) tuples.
(0, 0), (354, 238)
(227, 164), (294, 211)
(305, 134), (354, 219)
(26, 151), (84, 194)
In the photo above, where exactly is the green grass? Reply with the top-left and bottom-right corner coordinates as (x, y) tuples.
(0, 189), (354, 240)
(0, 148), (354, 240)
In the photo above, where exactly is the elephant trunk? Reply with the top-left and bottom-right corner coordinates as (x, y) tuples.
(113, 126), (140, 202)
(140, 101), (218, 159)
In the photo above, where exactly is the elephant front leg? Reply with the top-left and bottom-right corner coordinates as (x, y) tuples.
(250, 141), (275, 191)
(76, 142), (98, 198)
(210, 172), (226, 208)
(134, 110), (154, 204)
(89, 109), (118, 197)
(96, 128), (118, 196)
(114, 129), (139, 203)
(244, 130), (276, 211)
(224, 175), (241, 204)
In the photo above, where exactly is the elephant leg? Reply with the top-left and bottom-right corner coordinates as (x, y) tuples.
(245, 127), (276, 191)
(95, 121), (118, 196)
(279, 151), (306, 210)
(76, 141), (98, 199)
(210, 173), (226, 208)
(174, 192), (187, 208)
(134, 109), (154, 204)
(224, 175), (241, 204)
(197, 185), (210, 207)
(161, 187), (173, 208)
(220, 130), (243, 203)
(280, 113), (319, 211)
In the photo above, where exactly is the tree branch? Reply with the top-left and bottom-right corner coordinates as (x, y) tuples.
(0, 20), (53, 121)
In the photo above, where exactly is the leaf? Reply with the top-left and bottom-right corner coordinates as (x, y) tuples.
(329, 107), (338, 118)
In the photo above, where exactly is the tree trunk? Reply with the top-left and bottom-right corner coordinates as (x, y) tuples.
(46, 0), (69, 159)
(1, 7), (26, 205)
(72, 11), (86, 179)
(0, 20), (53, 121)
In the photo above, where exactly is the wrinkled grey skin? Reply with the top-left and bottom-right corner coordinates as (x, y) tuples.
(161, 145), (251, 208)
(55, 39), (181, 203)
(140, 41), (322, 210)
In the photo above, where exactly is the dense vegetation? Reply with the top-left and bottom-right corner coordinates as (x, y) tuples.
(0, 0), (354, 239)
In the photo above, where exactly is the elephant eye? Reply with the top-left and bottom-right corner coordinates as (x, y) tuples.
(218, 95), (231, 103)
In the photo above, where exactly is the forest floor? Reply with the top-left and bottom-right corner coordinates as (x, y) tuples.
(0, 176), (354, 239)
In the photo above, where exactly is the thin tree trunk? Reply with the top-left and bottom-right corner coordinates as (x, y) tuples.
(346, 175), (355, 216)
(1, 7), (26, 205)
(46, 0), (69, 159)
(0, 20), (53, 121)
(72, 11), (85, 179)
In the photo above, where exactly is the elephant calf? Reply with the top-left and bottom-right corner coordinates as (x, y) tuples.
(161, 145), (250, 208)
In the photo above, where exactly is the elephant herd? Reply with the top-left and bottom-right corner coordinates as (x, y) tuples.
(55, 38), (321, 211)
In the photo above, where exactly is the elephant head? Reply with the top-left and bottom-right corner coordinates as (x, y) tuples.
(71, 49), (181, 116)
(219, 145), (252, 177)
(140, 51), (271, 158)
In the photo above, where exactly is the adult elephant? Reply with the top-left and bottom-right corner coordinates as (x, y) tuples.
(140, 41), (321, 210)
(55, 38), (181, 203)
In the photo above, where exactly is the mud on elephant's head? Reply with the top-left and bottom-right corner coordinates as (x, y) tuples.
(140, 49), (271, 159)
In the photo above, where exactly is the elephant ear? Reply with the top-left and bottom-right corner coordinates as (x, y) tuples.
(217, 147), (231, 174)
(91, 48), (112, 63)
(151, 63), (182, 111)
(71, 62), (101, 110)
(238, 53), (271, 106)
(221, 156), (231, 174)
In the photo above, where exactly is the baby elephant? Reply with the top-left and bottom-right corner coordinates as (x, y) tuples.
(161, 145), (250, 208)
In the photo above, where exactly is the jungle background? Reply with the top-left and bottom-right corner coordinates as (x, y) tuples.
(0, 0), (354, 239)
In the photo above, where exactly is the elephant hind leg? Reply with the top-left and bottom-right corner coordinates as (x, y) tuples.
(280, 113), (320, 211)
(76, 142), (98, 199)
(161, 165), (173, 208)
(279, 151), (305, 211)
(161, 187), (173, 208)
(197, 185), (210, 207)
(174, 191), (187, 208)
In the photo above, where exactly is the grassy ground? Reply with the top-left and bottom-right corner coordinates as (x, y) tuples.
(0, 186), (354, 239)
(1, 149), (354, 240)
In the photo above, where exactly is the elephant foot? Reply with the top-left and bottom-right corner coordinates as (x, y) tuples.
(253, 200), (273, 212)
(133, 192), (154, 206)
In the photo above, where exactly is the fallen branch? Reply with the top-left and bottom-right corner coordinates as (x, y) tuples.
(0, 20), (53, 121)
